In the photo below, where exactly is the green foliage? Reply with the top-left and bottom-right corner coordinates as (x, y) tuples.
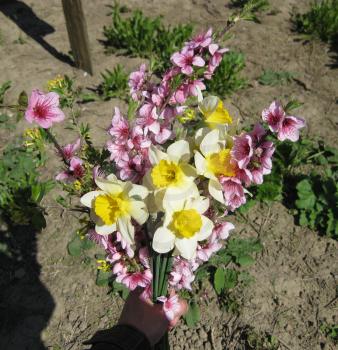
(0, 138), (52, 229)
(320, 322), (338, 343)
(110, 281), (130, 299)
(242, 327), (279, 350)
(67, 233), (95, 256)
(205, 52), (247, 97)
(240, 127), (338, 239)
(292, 0), (338, 44)
(103, 2), (193, 72)
(258, 70), (295, 86)
(96, 269), (113, 286)
(183, 299), (200, 327)
(230, 0), (270, 22)
(0, 81), (11, 104)
(97, 65), (128, 100)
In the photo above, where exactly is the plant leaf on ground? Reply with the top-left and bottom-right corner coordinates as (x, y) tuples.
(230, 0), (270, 22)
(205, 52), (247, 97)
(97, 65), (128, 100)
(292, 0), (338, 44)
(0, 81), (11, 104)
(258, 69), (295, 86)
(103, 2), (193, 73)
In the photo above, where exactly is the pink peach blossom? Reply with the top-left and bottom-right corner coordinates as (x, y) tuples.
(109, 107), (130, 142)
(25, 90), (65, 128)
(171, 49), (205, 75)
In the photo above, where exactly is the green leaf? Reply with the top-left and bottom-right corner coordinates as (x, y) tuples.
(214, 267), (226, 294)
(81, 237), (95, 250)
(184, 301), (200, 328)
(299, 211), (309, 226)
(284, 99), (304, 113)
(224, 269), (238, 289)
(67, 235), (83, 256)
(96, 269), (111, 286)
(237, 254), (255, 267)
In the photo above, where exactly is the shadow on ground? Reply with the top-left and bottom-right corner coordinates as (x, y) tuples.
(0, 216), (54, 350)
(0, 0), (73, 66)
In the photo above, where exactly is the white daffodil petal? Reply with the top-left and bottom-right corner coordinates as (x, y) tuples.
(128, 183), (149, 200)
(95, 177), (122, 194)
(199, 95), (218, 116)
(163, 183), (198, 210)
(180, 163), (197, 179)
(95, 223), (116, 235)
(167, 140), (190, 163)
(195, 127), (211, 148)
(200, 129), (221, 156)
(175, 237), (197, 260)
(117, 217), (134, 244)
(130, 201), (149, 225)
(195, 216), (214, 241)
(208, 179), (225, 204)
(194, 151), (207, 176)
(149, 145), (167, 165)
(189, 196), (210, 214)
(80, 190), (104, 207)
(152, 227), (175, 254)
(106, 173), (118, 182)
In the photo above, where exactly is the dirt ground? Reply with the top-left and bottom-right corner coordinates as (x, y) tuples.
(0, 0), (337, 349)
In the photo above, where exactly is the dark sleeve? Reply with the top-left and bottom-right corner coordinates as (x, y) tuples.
(83, 324), (151, 350)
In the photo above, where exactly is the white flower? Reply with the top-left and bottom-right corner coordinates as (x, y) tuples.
(80, 174), (148, 244)
(152, 196), (214, 260)
(194, 129), (235, 204)
(143, 139), (199, 212)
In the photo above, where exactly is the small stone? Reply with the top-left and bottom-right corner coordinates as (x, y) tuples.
(185, 330), (192, 338)
(204, 342), (212, 350)
(198, 329), (208, 339)
(68, 310), (77, 322)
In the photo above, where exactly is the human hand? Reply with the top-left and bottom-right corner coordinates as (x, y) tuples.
(118, 289), (188, 345)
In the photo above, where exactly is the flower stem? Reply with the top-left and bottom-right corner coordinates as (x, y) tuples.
(44, 128), (69, 166)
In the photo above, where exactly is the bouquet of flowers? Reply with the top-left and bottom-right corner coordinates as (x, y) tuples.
(24, 28), (305, 349)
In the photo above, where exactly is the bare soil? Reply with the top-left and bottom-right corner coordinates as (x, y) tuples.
(0, 1), (337, 349)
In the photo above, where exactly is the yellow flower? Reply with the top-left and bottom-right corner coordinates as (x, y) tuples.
(73, 180), (82, 191)
(97, 260), (111, 272)
(153, 196), (214, 260)
(194, 129), (235, 204)
(80, 174), (149, 243)
(24, 128), (42, 141)
(47, 75), (65, 91)
(199, 96), (232, 128)
(143, 140), (198, 212)
(178, 109), (196, 123)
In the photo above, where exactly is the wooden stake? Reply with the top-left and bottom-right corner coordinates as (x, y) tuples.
(62, 0), (93, 75)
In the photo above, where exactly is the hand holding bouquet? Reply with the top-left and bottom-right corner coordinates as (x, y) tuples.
(24, 27), (305, 349)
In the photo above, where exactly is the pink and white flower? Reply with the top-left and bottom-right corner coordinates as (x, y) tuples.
(232, 133), (253, 169)
(157, 293), (181, 321)
(220, 176), (246, 211)
(25, 90), (65, 128)
(171, 49), (205, 75)
(109, 107), (130, 142)
(262, 101), (285, 133)
(61, 138), (81, 160)
(129, 64), (147, 101)
(277, 115), (305, 142)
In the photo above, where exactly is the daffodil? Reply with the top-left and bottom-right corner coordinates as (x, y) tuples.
(199, 95), (232, 128)
(80, 174), (149, 244)
(194, 128), (235, 204)
(143, 140), (199, 211)
(152, 196), (214, 260)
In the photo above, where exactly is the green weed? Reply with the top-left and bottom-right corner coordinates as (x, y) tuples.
(258, 70), (295, 86)
(103, 2), (193, 72)
(205, 52), (247, 97)
(230, 0), (270, 22)
(292, 0), (338, 44)
(242, 327), (279, 350)
(320, 322), (338, 343)
(0, 134), (53, 229)
(97, 65), (129, 100)
(0, 81), (11, 104)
